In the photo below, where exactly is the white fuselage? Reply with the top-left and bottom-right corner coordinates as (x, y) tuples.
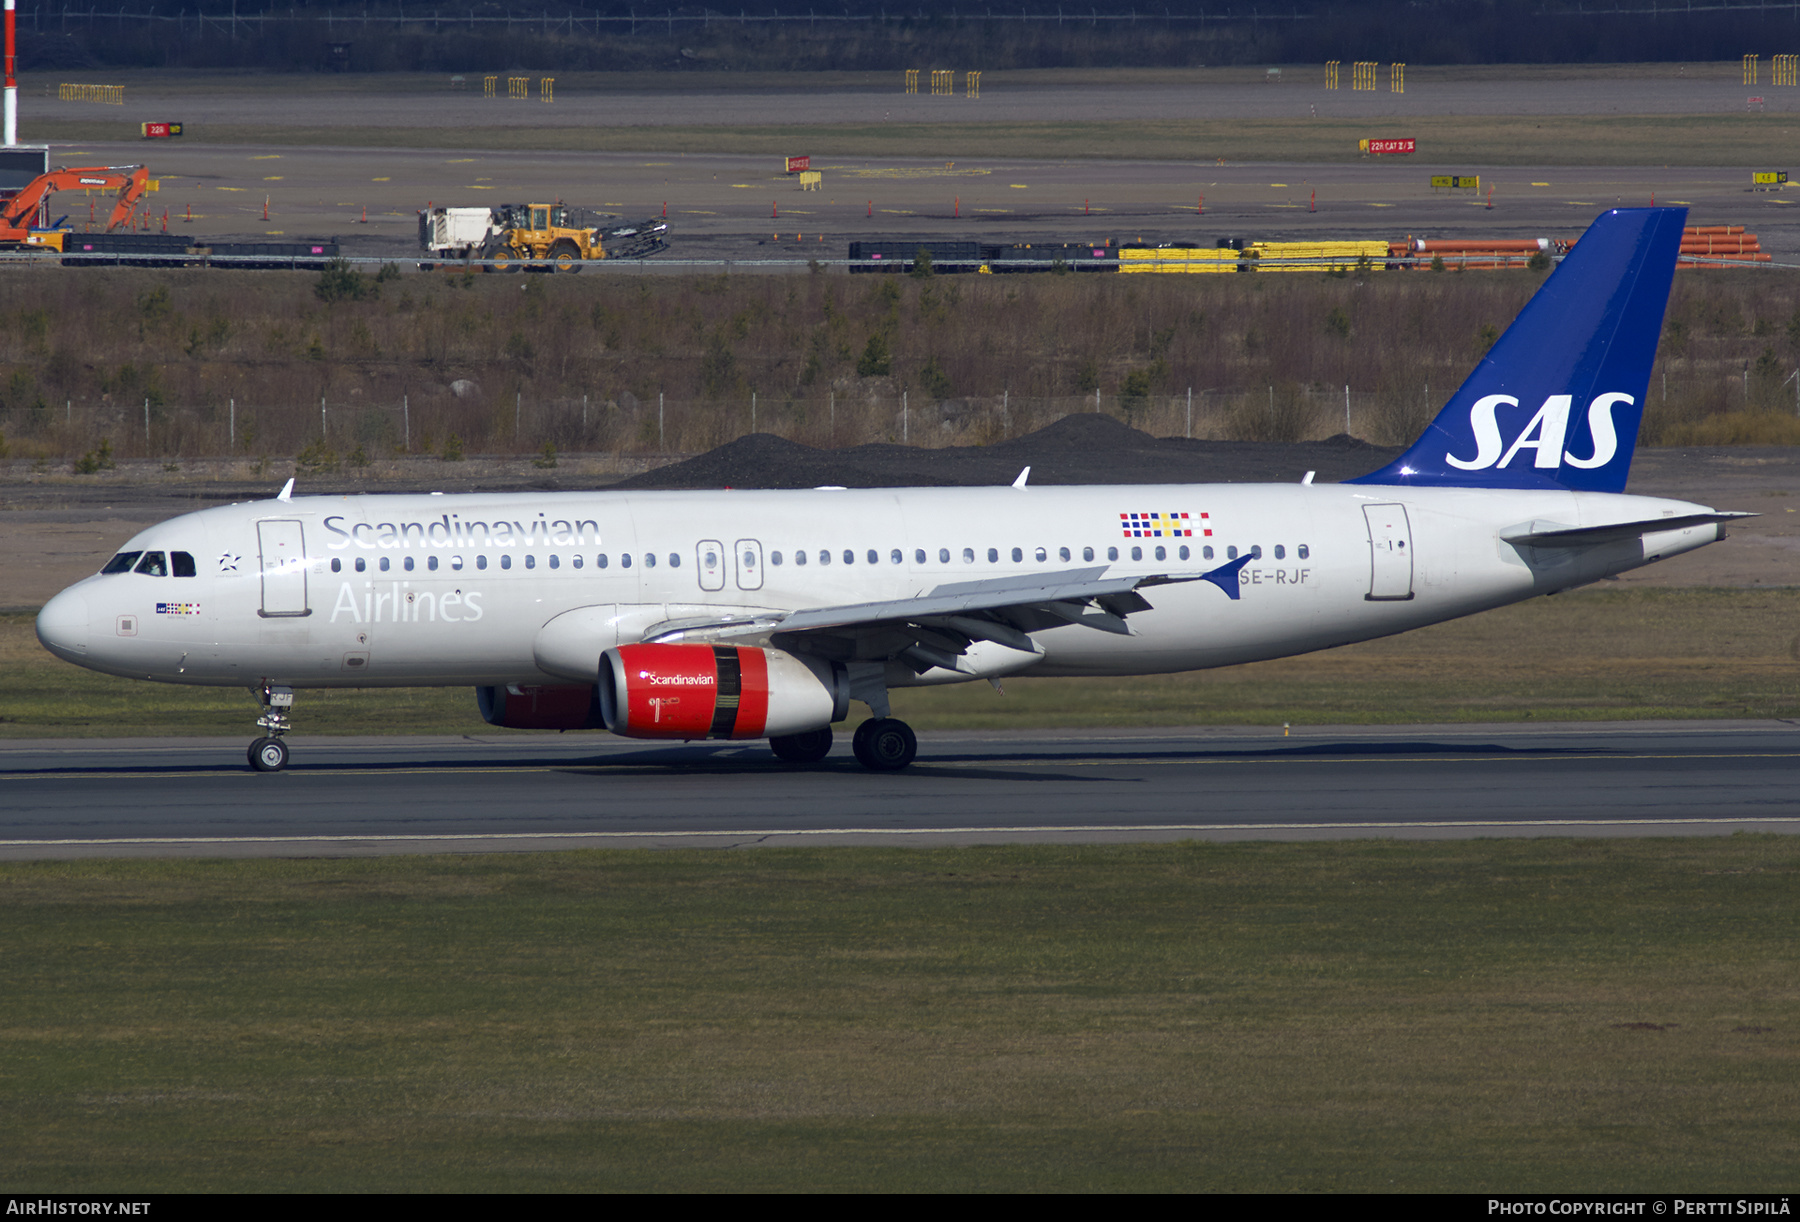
(35, 482), (1725, 692)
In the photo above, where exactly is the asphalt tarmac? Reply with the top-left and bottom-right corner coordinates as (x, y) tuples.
(28, 68), (1800, 260)
(4, 721), (1796, 859)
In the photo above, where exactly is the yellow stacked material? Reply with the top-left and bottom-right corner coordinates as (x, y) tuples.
(1245, 240), (1388, 272)
(1118, 247), (1241, 274)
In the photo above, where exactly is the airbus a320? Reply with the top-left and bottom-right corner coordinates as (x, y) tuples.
(36, 209), (1748, 772)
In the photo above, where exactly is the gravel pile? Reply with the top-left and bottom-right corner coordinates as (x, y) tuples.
(617, 414), (1402, 490)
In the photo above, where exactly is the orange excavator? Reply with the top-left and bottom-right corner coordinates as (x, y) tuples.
(0, 164), (155, 251)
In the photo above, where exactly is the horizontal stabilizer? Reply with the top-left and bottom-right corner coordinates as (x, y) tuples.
(1501, 512), (1755, 547)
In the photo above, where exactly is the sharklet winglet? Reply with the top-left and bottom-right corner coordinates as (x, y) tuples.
(1201, 553), (1253, 600)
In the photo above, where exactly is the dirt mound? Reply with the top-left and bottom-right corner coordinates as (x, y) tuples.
(998, 412), (1161, 452)
(616, 419), (1403, 491)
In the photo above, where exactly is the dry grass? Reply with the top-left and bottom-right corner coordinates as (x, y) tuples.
(6, 588), (1796, 737)
(3, 839), (1797, 1191)
(28, 109), (1800, 166)
(7, 263), (1797, 465)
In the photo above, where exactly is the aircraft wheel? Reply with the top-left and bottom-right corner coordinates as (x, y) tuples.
(851, 718), (916, 771)
(249, 736), (289, 773)
(769, 727), (833, 764)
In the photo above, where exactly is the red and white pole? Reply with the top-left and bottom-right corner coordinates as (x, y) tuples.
(4, 0), (17, 146)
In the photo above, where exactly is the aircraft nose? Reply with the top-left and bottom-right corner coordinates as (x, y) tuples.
(36, 589), (90, 662)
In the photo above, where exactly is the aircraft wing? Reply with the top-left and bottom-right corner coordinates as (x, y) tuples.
(1501, 512), (1755, 547)
(640, 556), (1253, 670)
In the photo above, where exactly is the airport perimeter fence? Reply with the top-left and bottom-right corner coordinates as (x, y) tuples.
(3, 386), (1442, 468)
(9, 369), (1794, 468)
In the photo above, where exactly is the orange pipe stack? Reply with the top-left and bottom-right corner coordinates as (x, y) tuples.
(1677, 224), (1768, 268)
(1400, 237), (1551, 270)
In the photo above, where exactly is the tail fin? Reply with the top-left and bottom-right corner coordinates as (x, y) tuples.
(1350, 208), (1685, 494)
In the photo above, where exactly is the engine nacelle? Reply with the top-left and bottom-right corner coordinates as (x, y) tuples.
(476, 683), (603, 730)
(598, 644), (847, 740)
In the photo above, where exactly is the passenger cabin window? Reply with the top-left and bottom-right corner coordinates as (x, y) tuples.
(988, 548), (999, 563)
(1274, 545), (1286, 560)
(1107, 547), (1119, 562)
(1298, 545), (1310, 560)
(1011, 548), (1022, 563)
(330, 558), (342, 573)
(818, 550), (830, 566)
(962, 548), (975, 564)
(379, 557), (391, 572)
(643, 553), (655, 569)
(501, 555), (512, 570)
(939, 548), (951, 564)
(891, 549), (904, 565)
(795, 550), (807, 566)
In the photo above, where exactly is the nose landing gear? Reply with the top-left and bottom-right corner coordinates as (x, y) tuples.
(249, 683), (294, 772)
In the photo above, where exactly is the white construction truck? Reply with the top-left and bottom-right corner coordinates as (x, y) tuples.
(417, 204), (670, 269)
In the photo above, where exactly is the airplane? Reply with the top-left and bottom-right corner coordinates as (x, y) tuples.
(35, 208), (1751, 773)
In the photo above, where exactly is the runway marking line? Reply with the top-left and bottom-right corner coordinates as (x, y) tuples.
(4, 750), (1796, 782)
(7, 816), (1800, 849)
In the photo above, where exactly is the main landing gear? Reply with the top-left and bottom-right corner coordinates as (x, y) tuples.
(249, 683), (294, 773)
(851, 717), (918, 771)
(767, 718), (919, 770)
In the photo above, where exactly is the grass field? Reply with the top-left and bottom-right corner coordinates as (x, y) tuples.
(27, 112), (1800, 165)
(5, 586), (1797, 738)
(3, 838), (1797, 1191)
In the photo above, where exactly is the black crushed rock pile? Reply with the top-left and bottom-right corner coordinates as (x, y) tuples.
(615, 414), (1402, 491)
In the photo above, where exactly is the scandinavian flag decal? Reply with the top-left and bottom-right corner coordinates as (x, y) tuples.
(1120, 511), (1207, 538)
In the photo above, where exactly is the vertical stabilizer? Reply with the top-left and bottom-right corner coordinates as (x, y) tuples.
(1350, 208), (1686, 493)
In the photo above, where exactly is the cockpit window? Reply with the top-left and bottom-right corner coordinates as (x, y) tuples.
(133, 552), (168, 576)
(172, 551), (197, 577)
(101, 552), (142, 575)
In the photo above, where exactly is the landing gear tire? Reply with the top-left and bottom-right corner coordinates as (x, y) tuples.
(851, 717), (917, 771)
(770, 727), (833, 764)
(249, 736), (289, 773)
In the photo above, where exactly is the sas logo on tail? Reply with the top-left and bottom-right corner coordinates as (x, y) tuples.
(1447, 393), (1633, 471)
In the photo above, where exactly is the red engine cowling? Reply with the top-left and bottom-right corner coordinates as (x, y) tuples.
(598, 644), (846, 740)
(476, 684), (603, 730)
